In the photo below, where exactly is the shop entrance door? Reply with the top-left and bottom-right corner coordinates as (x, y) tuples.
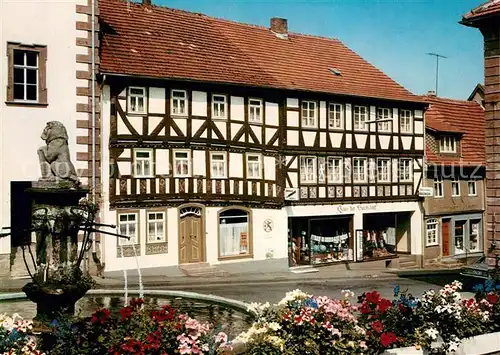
(442, 218), (450, 257)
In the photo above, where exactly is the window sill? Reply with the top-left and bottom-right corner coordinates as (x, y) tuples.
(211, 177), (228, 180)
(302, 126), (318, 130)
(5, 100), (48, 107)
(426, 243), (439, 248)
(127, 112), (147, 116)
(247, 177), (262, 180)
(218, 254), (253, 261)
(134, 175), (155, 179)
(300, 181), (317, 185)
(212, 117), (228, 120)
(328, 127), (344, 131)
(174, 175), (192, 178)
(171, 113), (188, 118)
(249, 120), (263, 125)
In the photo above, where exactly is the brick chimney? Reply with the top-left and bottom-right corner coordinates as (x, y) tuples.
(270, 18), (288, 39)
(461, 7), (500, 265)
(427, 90), (436, 97)
(143, 0), (151, 5)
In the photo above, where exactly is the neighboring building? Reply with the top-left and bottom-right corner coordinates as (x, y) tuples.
(97, 0), (428, 275)
(0, 0), (99, 277)
(462, 0), (500, 266)
(468, 83), (485, 108)
(421, 94), (486, 267)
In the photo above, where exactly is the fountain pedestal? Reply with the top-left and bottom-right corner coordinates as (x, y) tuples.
(21, 184), (96, 322)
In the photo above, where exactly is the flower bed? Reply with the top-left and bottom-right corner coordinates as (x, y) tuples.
(3, 280), (500, 354)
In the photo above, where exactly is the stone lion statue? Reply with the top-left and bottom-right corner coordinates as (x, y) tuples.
(37, 121), (80, 186)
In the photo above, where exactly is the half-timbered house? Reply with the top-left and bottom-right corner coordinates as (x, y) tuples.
(97, 0), (428, 274)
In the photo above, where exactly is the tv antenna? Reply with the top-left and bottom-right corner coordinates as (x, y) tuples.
(427, 52), (447, 96)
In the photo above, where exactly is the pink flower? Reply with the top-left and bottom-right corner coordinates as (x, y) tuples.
(178, 343), (191, 354)
(215, 332), (228, 344)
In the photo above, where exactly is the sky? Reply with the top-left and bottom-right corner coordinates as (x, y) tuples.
(154, 0), (485, 101)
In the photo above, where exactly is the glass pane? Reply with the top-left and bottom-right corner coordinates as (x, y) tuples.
(26, 52), (38, 67)
(138, 97), (144, 111)
(144, 160), (150, 175)
(13, 84), (24, 100)
(157, 223), (164, 237)
(128, 214), (136, 221)
(176, 152), (188, 158)
(14, 50), (24, 65)
(148, 222), (155, 236)
(212, 154), (223, 161)
(148, 213), (156, 221)
(119, 224), (127, 235)
(130, 88), (144, 95)
(13, 68), (24, 84)
(136, 151), (150, 158)
(173, 91), (185, 98)
(26, 85), (37, 101)
(26, 69), (37, 85)
(120, 215), (128, 221)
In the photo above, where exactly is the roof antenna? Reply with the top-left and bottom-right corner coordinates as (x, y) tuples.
(426, 52), (447, 97)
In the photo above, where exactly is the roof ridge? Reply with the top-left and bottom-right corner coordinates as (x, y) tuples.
(422, 95), (482, 105)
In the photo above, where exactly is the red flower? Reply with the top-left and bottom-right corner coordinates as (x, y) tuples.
(365, 291), (381, 304)
(380, 332), (397, 348)
(91, 308), (111, 325)
(129, 298), (145, 308)
(378, 298), (392, 313)
(120, 306), (134, 321)
(488, 294), (499, 305)
(398, 303), (408, 313)
(371, 321), (384, 333)
(360, 303), (371, 314)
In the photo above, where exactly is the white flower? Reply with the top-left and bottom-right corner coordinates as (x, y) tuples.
(425, 328), (439, 340)
(267, 322), (281, 331)
(341, 289), (355, 298)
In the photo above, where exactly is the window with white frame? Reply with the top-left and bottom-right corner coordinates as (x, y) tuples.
(210, 152), (227, 178)
(328, 103), (343, 129)
(212, 94), (227, 118)
(398, 158), (412, 182)
(246, 154), (261, 179)
(301, 101), (317, 127)
(353, 106), (367, 131)
(468, 180), (477, 196)
(377, 158), (391, 182)
(377, 108), (392, 132)
(452, 178), (460, 197)
(171, 89), (187, 115)
(118, 212), (138, 245)
(248, 99), (263, 123)
(426, 219), (439, 246)
(219, 209), (250, 257)
(440, 136), (457, 153)
(173, 150), (191, 177)
(300, 156), (316, 183)
(353, 158), (367, 183)
(147, 211), (166, 243)
(400, 109), (412, 133)
(133, 149), (153, 177)
(128, 87), (146, 114)
(327, 157), (343, 183)
(434, 177), (443, 197)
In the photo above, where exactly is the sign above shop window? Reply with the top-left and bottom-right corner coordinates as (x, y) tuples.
(418, 187), (434, 197)
(285, 188), (300, 201)
(337, 204), (378, 213)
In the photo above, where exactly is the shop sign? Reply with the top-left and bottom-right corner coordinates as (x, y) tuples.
(240, 232), (248, 253)
(263, 218), (273, 233)
(418, 187), (434, 197)
(337, 204), (377, 213)
(285, 188), (299, 201)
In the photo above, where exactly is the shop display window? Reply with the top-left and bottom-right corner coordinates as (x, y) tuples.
(469, 220), (481, 253)
(360, 213), (398, 261)
(454, 221), (466, 254)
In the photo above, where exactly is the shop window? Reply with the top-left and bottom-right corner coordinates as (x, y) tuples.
(452, 178), (460, 197)
(399, 158), (412, 182)
(300, 156), (317, 183)
(426, 219), (438, 246)
(377, 158), (391, 183)
(468, 181), (477, 196)
(219, 209), (250, 258)
(353, 158), (367, 183)
(360, 213), (398, 261)
(128, 87), (147, 114)
(469, 220), (481, 253)
(454, 220), (466, 254)
(147, 211), (166, 243)
(118, 212), (138, 245)
(434, 177), (443, 198)
(327, 157), (343, 183)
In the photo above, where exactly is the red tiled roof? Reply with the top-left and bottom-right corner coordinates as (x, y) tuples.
(98, 0), (425, 103)
(462, 0), (500, 23)
(423, 96), (485, 167)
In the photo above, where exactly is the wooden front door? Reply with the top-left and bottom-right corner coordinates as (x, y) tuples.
(442, 218), (450, 257)
(179, 211), (203, 264)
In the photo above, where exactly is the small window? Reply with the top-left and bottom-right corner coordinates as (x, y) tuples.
(328, 103), (343, 129)
(219, 209), (250, 257)
(353, 158), (367, 183)
(377, 108), (392, 132)
(248, 99), (263, 123)
(300, 156), (317, 183)
(118, 213), (138, 245)
(353, 106), (367, 131)
(468, 180), (477, 196)
(147, 212), (166, 243)
(399, 158), (412, 182)
(171, 89), (187, 115)
(400, 110), (413, 133)
(440, 136), (457, 153)
(426, 219), (439, 246)
(211, 152), (227, 179)
(327, 157), (343, 184)
(128, 87), (147, 114)
(133, 149), (153, 177)
(174, 150), (191, 177)
(246, 154), (262, 179)
(212, 94), (227, 119)
(434, 177), (443, 197)
(452, 178), (460, 197)
(377, 158), (391, 182)
(301, 101), (317, 128)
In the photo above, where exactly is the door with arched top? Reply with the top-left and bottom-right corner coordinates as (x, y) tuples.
(178, 205), (205, 264)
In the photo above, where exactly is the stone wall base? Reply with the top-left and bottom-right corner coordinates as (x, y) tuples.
(0, 253), (11, 278)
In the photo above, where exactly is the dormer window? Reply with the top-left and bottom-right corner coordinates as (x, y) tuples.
(440, 135), (457, 153)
